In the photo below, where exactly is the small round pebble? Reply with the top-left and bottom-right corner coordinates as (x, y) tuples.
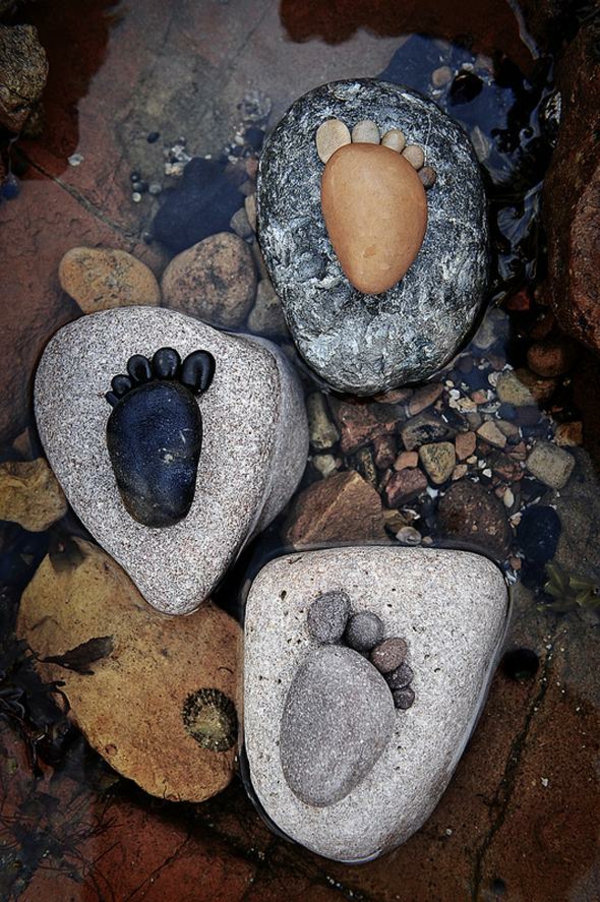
(381, 128), (406, 153)
(370, 637), (407, 673)
(386, 661), (414, 690)
(351, 120), (380, 144)
(402, 145), (425, 170)
(147, 131), (160, 143)
(307, 590), (351, 644)
(392, 686), (415, 710)
(316, 118), (351, 163)
(344, 611), (384, 652)
(148, 182), (163, 196)
(418, 166), (437, 189)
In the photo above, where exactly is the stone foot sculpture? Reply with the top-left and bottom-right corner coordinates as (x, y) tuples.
(106, 347), (215, 528)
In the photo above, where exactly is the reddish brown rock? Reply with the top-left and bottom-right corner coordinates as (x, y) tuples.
(527, 338), (576, 377)
(321, 142), (427, 294)
(283, 470), (387, 547)
(331, 399), (398, 454)
(408, 382), (444, 416)
(455, 431), (477, 461)
(373, 434), (397, 469)
(437, 479), (512, 560)
(385, 467), (428, 507)
(542, 28), (600, 357)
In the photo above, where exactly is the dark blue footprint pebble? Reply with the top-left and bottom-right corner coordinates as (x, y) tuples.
(105, 347), (215, 528)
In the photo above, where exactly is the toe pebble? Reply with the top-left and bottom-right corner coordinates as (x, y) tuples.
(393, 686), (415, 710)
(381, 128), (406, 153)
(402, 145), (425, 170)
(307, 590), (351, 643)
(370, 637), (407, 673)
(351, 120), (380, 144)
(316, 119), (351, 163)
(386, 661), (414, 690)
(344, 611), (384, 651)
(419, 166), (437, 189)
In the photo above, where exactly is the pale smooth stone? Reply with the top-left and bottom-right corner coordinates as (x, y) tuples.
(316, 118), (351, 163)
(351, 119), (380, 143)
(244, 546), (509, 862)
(402, 144), (425, 170)
(321, 143), (427, 294)
(381, 128), (406, 152)
(34, 306), (308, 615)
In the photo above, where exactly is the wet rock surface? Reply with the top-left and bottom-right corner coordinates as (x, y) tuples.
(244, 546), (508, 861)
(0, 458), (67, 531)
(34, 306), (308, 614)
(257, 79), (488, 395)
(279, 645), (395, 807)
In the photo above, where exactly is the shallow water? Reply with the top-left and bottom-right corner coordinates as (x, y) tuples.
(1, 0), (599, 899)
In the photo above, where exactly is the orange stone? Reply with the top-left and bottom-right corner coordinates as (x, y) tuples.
(321, 143), (427, 295)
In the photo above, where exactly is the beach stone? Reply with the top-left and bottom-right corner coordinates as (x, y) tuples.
(59, 247), (161, 312)
(161, 232), (256, 329)
(477, 420), (507, 449)
(279, 646), (394, 807)
(455, 431), (477, 461)
(244, 546), (509, 861)
(437, 480), (512, 560)
(307, 393), (339, 450)
(332, 399), (396, 454)
(402, 144), (425, 170)
(496, 370), (535, 407)
(284, 470), (387, 547)
(17, 538), (241, 802)
(381, 128), (406, 152)
(34, 306), (308, 614)
(371, 637), (407, 673)
(386, 661), (414, 690)
(393, 686), (416, 710)
(401, 412), (456, 451)
(247, 278), (288, 337)
(385, 467), (428, 507)
(351, 119), (380, 143)
(0, 458), (67, 532)
(526, 441), (575, 490)
(257, 79), (489, 395)
(0, 25), (48, 134)
(321, 142), (427, 294)
(419, 442), (456, 484)
(316, 118), (351, 163)
(307, 590), (351, 643)
(344, 611), (384, 651)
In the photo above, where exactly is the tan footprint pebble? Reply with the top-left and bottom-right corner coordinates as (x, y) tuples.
(402, 144), (425, 170)
(351, 120), (380, 143)
(381, 128), (406, 153)
(316, 118), (351, 163)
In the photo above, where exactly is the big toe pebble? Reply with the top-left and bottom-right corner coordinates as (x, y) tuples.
(34, 306), (308, 614)
(244, 546), (509, 862)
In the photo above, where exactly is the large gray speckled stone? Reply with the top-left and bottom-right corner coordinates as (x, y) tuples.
(244, 546), (509, 862)
(34, 306), (308, 615)
(280, 645), (395, 807)
(257, 79), (489, 395)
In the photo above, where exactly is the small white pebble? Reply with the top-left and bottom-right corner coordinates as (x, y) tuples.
(541, 777), (549, 788)
(351, 120), (380, 143)
(132, 192), (142, 203)
(503, 488), (515, 508)
(482, 468), (492, 477)
(316, 118), (351, 163)
(68, 152), (84, 166)
(381, 128), (406, 153)
(402, 144), (425, 170)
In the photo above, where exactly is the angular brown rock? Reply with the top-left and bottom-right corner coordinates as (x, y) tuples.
(437, 479), (512, 560)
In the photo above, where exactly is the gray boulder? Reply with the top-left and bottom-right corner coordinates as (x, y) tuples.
(257, 79), (489, 395)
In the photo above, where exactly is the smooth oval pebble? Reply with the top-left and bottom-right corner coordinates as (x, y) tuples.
(381, 128), (406, 152)
(344, 610), (384, 651)
(351, 120), (380, 143)
(316, 119), (351, 163)
(387, 661), (414, 690)
(393, 686), (415, 710)
(59, 247), (161, 312)
(321, 143), (427, 294)
(402, 144), (425, 170)
(307, 590), (351, 643)
(370, 637), (407, 673)
(280, 645), (395, 807)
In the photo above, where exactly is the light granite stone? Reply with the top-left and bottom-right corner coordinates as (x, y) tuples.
(244, 546), (509, 862)
(34, 306), (308, 615)
(257, 79), (489, 395)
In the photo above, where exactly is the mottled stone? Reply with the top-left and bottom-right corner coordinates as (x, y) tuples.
(387, 661), (414, 690)
(307, 590), (351, 643)
(0, 25), (48, 133)
(332, 399), (396, 454)
(321, 143), (427, 294)
(496, 370), (535, 407)
(385, 467), (428, 506)
(307, 393), (340, 450)
(527, 339), (576, 377)
(34, 306), (308, 614)
(526, 442), (575, 490)
(0, 458), (67, 532)
(344, 611), (384, 651)
(257, 79), (489, 395)
(401, 412), (456, 451)
(161, 233), (256, 329)
(371, 637), (407, 673)
(244, 546), (509, 861)
(393, 686), (416, 710)
(419, 441), (456, 484)
(477, 420), (507, 449)
(59, 247), (161, 312)
(437, 480), (512, 560)
(279, 646), (395, 807)
(284, 470), (387, 547)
